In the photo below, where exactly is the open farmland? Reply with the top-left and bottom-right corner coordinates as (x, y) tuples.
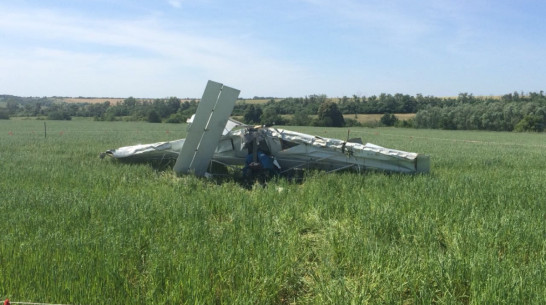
(231, 113), (416, 125)
(61, 97), (126, 104)
(60, 97), (277, 105)
(60, 97), (197, 105)
(1, 119), (545, 304)
(236, 98), (281, 105)
(344, 113), (416, 124)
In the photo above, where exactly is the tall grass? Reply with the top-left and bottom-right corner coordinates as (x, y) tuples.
(1, 119), (545, 304)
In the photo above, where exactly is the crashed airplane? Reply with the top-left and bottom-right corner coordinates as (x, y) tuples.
(103, 81), (430, 177)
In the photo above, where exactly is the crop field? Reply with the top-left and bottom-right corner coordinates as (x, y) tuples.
(1, 119), (545, 304)
(232, 113), (415, 125)
(61, 98), (126, 104)
(60, 98), (201, 105)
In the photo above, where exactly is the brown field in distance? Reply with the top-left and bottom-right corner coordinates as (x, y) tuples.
(61, 97), (196, 104)
(62, 98), (125, 104)
(61, 97), (278, 105)
(232, 113), (415, 124)
(60, 95), (503, 105)
(345, 113), (415, 124)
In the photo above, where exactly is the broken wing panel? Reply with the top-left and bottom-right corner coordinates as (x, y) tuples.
(264, 128), (426, 173)
(105, 139), (185, 161)
(189, 85), (240, 176)
(173, 81), (240, 176)
(173, 80), (222, 174)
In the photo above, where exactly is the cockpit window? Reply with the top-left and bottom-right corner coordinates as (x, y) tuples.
(281, 139), (299, 150)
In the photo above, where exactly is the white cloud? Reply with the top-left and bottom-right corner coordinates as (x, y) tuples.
(2, 1), (544, 97)
(301, 0), (436, 42)
(168, 0), (182, 9)
(0, 5), (312, 97)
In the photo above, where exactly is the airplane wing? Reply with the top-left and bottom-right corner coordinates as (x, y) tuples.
(173, 80), (240, 176)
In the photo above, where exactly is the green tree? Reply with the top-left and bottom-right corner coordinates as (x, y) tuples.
(243, 105), (262, 124)
(47, 111), (71, 120)
(152, 99), (169, 118)
(123, 97), (137, 108)
(261, 106), (285, 126)
(514, 115), (544, 132)
(165, 97), (180, 116)
(0, 108), (9, 119)
(87, 101), (110, 119)
(147, 110), (161, 123)
(165, 112), (187, 123)
(316, 101), (345, 127)
(380, 113), (398, 126)
(6, 101), (19, 115)
(291, 109), (311, 126)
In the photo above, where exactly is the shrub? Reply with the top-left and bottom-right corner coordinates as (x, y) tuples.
(0, 109), (9, 120)
(514, 115), (544, 132)
(289, 110), (311, 126)
(243, 105), (262, 124)
(147, 110), (162, 123)
(380, 113), (398, 126)
(395, 118), (415, 128)
(344, 118), (361, 127)
(47, 111), (71, 120)
(317, 101), (345, 127)
(165, 112), (188, 123)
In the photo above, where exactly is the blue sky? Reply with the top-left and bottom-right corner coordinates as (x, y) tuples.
(1, 0), (545, 98)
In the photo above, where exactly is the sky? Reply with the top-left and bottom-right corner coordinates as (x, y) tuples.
(1, 0), (546, 98)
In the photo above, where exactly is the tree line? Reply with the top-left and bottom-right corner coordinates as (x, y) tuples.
(0, 95), (199, 123)
(1, 91), (545, 132)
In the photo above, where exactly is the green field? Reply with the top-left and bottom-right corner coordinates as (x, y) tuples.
(1, 119), (545, 304)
